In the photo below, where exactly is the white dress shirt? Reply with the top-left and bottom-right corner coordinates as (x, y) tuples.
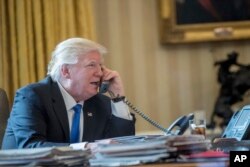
(57, 82), (132, 143)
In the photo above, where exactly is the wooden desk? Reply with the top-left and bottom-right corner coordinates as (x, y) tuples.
(140, 160), (229, 167)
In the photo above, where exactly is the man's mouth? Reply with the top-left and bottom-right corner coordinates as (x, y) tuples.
(90, 82), (100, 87)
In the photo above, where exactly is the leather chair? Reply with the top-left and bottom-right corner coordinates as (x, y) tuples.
(0, 88), (10, 147)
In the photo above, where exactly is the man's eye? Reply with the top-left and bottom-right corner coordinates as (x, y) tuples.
(88, 63), (96, 67)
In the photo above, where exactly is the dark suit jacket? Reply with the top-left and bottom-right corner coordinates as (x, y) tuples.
(1, 76), (135, 149)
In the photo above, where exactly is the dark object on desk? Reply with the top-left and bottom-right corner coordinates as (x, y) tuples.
(208, 51), (250, 129)
(212, 138), (250, 153)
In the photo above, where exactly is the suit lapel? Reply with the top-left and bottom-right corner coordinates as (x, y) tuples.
(50, 80), (70, 141)
(82, 101), (96, 141)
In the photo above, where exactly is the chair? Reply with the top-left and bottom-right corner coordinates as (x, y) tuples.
(0, 88), (10, 147)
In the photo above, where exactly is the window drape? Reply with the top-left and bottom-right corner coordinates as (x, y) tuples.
(0, 0), (95, 104)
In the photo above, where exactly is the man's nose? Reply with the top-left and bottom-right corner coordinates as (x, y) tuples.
(96, 66), (103, 76)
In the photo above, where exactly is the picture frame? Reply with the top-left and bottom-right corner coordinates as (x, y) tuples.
(159, 0), (250, 44)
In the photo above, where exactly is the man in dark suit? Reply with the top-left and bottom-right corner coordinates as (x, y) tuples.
(1, 38), (135, 149)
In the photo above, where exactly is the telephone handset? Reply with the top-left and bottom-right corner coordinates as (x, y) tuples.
(99, 81), (194, 135)
(167, 113), (194, 135)
(99, 81), (110, 94)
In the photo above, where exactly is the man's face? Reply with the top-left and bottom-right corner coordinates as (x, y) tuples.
(65, 51), (104, 101)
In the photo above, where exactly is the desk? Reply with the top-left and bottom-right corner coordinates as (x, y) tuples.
(140, 161), (229, 167)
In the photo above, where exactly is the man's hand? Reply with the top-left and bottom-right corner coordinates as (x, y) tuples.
(86, 142), (98, 151)
(101, 66), (125, 97)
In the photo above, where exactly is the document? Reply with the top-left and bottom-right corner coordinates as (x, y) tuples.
(90, 134), (212, 166)
(90, 135), (177, 166)
(0, 146), (91, 166)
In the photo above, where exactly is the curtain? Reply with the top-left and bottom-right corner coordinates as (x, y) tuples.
(0, 0), (95, 104)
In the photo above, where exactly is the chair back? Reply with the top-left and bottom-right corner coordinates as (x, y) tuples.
(0, 88), (10, 147)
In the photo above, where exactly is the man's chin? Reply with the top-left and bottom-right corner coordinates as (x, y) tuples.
(88, 92), (99, 98)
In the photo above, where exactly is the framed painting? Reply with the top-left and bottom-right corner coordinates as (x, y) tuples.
(159, 0), (250, 44)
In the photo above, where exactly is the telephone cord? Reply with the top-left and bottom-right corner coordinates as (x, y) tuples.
(123, 98), (170, 134)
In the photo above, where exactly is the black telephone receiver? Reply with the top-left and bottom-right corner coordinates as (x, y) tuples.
(99, 81), (110, 94)
(99, 81), (194, 135)
(167, 113), (194, 135)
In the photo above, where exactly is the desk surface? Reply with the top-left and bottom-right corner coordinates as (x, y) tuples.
(140, 161), (229, 167)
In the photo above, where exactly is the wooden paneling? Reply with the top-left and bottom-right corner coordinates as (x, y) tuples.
(93, 0), (250, 133)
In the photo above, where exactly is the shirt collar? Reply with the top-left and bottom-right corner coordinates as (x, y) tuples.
(57, 81), (84, 110)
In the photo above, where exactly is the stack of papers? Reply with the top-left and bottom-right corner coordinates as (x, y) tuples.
(90, 136), (177, 166)
(0, 147), (92, 166)
(165, 135), (211, 154)
(90, 134), (211, 166)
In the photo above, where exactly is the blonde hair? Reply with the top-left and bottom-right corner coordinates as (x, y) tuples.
(47, 38), (107, 81)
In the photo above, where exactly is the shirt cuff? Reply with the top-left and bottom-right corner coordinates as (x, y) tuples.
(111, 101), (132, 120)
(69, 142), (88, 150)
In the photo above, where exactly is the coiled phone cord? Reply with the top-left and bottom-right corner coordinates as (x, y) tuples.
(123, 98), (170, 134)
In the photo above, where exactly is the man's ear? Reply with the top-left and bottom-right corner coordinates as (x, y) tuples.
(61, 64), (70, 78)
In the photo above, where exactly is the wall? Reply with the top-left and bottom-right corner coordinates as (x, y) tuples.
(93, 0), (250, 134)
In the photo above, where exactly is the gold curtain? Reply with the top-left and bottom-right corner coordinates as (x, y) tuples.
(0, 0), (95, 104)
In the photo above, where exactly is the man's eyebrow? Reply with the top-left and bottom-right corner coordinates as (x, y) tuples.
(86, 60), (97, 63)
